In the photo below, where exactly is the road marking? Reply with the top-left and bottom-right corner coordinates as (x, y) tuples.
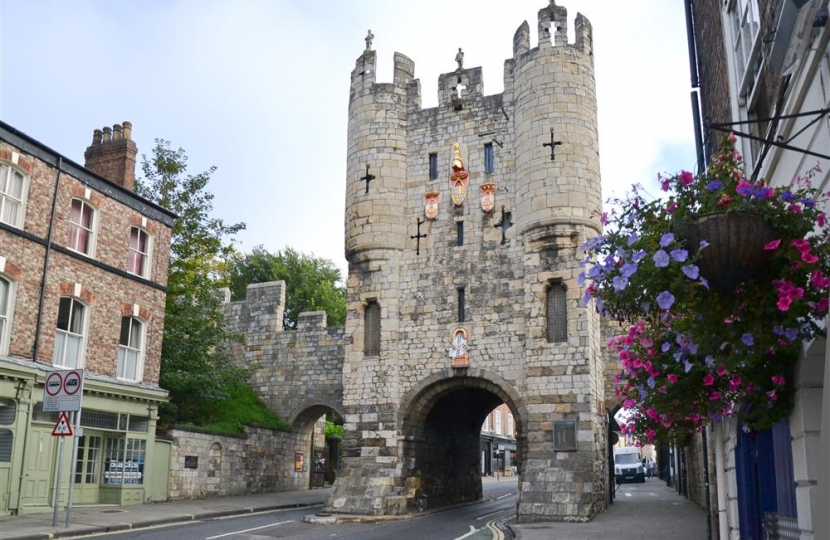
(205, 519), (294, 539)
(477, 509), (506, 520)
(453, 525), (477, 539)
(486, 519), (505, 540)
(625, 492), (632, 497)
(496, 493), (512, 500)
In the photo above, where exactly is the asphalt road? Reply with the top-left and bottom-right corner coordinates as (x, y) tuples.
(66, 480), (518, 540)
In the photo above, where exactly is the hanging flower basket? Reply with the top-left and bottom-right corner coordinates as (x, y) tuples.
(683, 212), (777, 290)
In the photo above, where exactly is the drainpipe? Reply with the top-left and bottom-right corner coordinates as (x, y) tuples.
(714, 423), (729, 540)
(32, 157), (62, 361)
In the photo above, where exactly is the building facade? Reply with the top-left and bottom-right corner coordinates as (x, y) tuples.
(480, 403), (517, 476)
(0, 121), (175, 515)
(327, 1), (608, 522)
(686, 1), (829, 538)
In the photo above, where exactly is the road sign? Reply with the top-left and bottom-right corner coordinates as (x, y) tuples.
(52, 411), (73, 437)
(42, 369), (84, 412)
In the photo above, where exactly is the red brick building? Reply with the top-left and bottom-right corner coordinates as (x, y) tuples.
(0, 120), (176, 515)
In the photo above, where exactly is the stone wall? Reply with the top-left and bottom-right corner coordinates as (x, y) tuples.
(167, 425), (315, 500)
(219, 284), (346, 426)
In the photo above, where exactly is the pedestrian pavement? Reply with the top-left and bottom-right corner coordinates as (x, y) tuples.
(0, 477), (706, 540)
(509, 478), (708, 540)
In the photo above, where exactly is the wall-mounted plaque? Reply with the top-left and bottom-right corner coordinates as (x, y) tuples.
(553, 420), (577, 452)
(184, 455), (198, 469)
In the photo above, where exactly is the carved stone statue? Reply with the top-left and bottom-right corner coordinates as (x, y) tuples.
(451, 142), (465, 170)
(365, 29), (374, 51)
(455, 47), (464, 70)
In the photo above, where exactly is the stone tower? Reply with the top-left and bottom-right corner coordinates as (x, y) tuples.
(330, 1), (605, 522)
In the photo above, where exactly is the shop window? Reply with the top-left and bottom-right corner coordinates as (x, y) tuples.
(103, 437), (145, 485)
(0, 429), (11, 462)
(0, 398), (16, 424)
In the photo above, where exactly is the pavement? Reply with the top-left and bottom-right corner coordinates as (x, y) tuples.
(0, 477), (706, 540)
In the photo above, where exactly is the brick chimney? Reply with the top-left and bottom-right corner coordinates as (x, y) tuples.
(84, 121), (137, 191)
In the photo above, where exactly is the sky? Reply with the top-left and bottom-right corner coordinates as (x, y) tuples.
(0, 0), (696, 279)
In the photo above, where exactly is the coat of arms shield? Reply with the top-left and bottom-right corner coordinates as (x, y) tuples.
(424, 191), (440, 220)
(480, 182), (496, 213)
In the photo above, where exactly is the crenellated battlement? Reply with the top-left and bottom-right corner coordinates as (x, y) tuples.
(350, 2), (591, 117)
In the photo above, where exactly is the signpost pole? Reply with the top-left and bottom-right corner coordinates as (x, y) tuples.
(64, 372), (83, 527)
(65, 409), (81, 527)
(51, 435), (65, 527)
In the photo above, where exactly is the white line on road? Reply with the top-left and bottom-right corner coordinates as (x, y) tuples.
(453, 525), (477, 539)
(496, 493), (512, 500)
(477, 509), (506, 520)
(204, 519), (294, 539)
(625, 492), (632, 497)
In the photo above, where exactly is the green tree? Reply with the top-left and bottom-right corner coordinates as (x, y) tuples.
(226, 246), (346, 329)
(136, 139), (247, 428)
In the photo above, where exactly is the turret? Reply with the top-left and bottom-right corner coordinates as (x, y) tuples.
(344, 42), (413, 265)
(512, 2), (601, 246)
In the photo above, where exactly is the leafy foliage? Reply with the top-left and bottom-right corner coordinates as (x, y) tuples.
(188, 381), (291, 435)
(136, 139), (250, 428)
(225, 246), (346, 329)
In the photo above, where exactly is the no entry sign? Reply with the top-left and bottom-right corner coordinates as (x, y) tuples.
(42, 370), (84, 412)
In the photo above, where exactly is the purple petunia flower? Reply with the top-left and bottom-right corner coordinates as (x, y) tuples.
(684, 360), (693, 373)
(596, 298), (605, 313)
(705, 355), (714, 368)
(627, 233), (638, 246)
(706, 180), (723, 191)
(582, 291), (592, 306)
(670, 249), (688, 262)
(657, 291), (675, 310)
(662, 342), (671, 353)
(741, 333), (754, 346)
(577, 272), (586, 286)
(621, 263), (638, 278)
(682, 265), (700, 280)
(773, 325), (783, 335)
(653, 250), (670, 268)
(587, 265), (602, 278)
(632, 250), (647, 263)
(687, 341), (698, 355)
(647, 377), (655, 388)
(781, 190), (795, 202)
(660, 233), (675, 247)
(784, 327), (799, 341)
(699, 240), (710, 249)
(613, 276), (629, 291)
(700, 277), (710, 290)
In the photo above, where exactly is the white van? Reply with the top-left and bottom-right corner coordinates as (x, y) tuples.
(613, 446), (645, 483)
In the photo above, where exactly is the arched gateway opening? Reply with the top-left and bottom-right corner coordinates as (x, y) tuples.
(398, 372), (525, 509)
(290, 403), (345, 489)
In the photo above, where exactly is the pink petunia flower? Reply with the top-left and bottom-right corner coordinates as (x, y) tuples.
(764, 239), (781, 250)
(703, 373), (715, 386)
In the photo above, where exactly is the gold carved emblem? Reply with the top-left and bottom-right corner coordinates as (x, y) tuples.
(424, 191), (440, 220)
(450, 142), (469, 207)
(480, 182), (496, 213)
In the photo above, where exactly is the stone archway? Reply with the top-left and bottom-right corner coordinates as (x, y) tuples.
(290, 402), (344, 490)
(397, 368), (526, 510)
